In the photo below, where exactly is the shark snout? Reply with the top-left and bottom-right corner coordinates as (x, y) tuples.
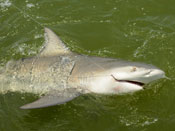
(144, 69), (165, 82)
(136, 68), (165, 84)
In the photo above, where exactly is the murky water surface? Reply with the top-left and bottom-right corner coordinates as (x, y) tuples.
(0, 0), (175, 130)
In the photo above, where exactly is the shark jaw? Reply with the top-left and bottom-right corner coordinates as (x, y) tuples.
(111, 75), (147, 94)
(106, 74), (146, 94)
(111, 75), (145, 86)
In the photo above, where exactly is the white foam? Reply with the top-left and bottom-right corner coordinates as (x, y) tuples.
(26, 3), (35, 8)
(0, 0), (11, 11)
(0, 0), (11, 7)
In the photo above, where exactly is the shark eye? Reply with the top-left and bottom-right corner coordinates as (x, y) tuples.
(131, 67), (137, 72)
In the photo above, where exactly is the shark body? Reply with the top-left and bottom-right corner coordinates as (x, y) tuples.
(0, 28), (165, 109)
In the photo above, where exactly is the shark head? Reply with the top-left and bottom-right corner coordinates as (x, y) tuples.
(70, 56), (165, 94)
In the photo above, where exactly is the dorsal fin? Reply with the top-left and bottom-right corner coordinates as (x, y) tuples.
(39, 28), (72, 57)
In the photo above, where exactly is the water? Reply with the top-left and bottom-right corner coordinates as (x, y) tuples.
(0, 0), (175, 130)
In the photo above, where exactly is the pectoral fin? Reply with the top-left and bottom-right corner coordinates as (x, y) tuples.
(20, 88), (81, 109)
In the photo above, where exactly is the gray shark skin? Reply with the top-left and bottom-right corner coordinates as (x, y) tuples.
(0, 28), (165, 109)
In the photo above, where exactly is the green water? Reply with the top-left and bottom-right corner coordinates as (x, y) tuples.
(0, 0), (175, 130)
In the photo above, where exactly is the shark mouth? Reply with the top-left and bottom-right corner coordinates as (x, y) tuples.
(117, 80), (145, 86)
(111, 75), (145, 87)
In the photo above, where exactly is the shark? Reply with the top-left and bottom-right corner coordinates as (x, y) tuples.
(0, 28), (165, 109)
